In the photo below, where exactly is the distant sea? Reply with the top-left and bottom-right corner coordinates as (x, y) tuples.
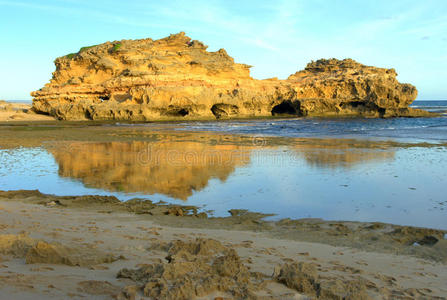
(410, 100), (447, 113)
(3, 99), (32, 104)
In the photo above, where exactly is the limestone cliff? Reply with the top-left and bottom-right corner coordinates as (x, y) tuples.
(31, 32), (428, 120)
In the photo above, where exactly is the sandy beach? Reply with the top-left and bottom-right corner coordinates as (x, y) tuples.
(0, 101), (54, 122)
(0, 190), (446, 299)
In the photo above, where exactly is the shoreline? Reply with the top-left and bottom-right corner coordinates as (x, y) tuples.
(0, 101), (440, 124)
(1, 118), (447, 148)
(1, 189), (446, 261)
(0, 189), (446, 299)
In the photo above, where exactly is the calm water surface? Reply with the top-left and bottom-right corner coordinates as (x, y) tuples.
(0, 101), (446, 229)
(0, 138), (446, 229)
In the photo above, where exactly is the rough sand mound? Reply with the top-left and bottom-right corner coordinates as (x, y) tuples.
(274, 262), (371, 299)
(117, 238), (259, 300)
(0, 234), (118, 267)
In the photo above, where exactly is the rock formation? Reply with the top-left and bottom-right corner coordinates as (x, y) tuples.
(31, 32), (429, 120)
(116, 238), (258, 299)
(273, 261), (372, 299)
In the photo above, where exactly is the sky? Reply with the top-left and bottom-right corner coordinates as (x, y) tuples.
(0, 0), (446, 100)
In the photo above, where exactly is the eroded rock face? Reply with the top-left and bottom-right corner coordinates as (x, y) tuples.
(31, 32), (427, 120)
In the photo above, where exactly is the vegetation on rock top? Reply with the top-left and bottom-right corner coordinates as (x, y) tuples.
(112, 43), (122, 52)
(64, 44), (99, 59)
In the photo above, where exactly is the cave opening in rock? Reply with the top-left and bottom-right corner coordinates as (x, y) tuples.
(177, 109), (189, 116)
(165, 108), (189, 117)
(271, 101), (297, 116)
(99, 95), (110, 101)
(340, 101), (363, 108)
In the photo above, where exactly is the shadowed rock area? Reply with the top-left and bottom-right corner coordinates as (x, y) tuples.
(31, 32), (430, 120)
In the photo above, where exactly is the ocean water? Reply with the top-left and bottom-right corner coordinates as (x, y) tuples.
(0, 101), (446, 229)
(3, 100), (32, 104)
(411, 100), (447, 113)
(170, 101), (447, 142)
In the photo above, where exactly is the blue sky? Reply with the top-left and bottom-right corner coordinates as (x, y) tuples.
(1, 0), (446, 100)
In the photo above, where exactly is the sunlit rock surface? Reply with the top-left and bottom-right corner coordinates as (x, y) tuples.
(32, 32), (428, 120)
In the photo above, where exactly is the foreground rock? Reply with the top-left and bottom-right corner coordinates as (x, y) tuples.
(117, 238), (259, 299)
(116, 238), (438, 299)
(31, 32), (429, 120)
(274, 261), (372, 299)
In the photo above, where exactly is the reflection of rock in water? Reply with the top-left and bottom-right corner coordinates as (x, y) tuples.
(292, 139), (395, 168)
(49, 140), (250, 200)
(49, 136), (397, 199)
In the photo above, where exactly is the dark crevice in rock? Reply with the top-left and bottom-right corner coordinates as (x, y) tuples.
(84, 109), (92, 120)
(271, 100), (299, 116)
(340, 101), (364, 109)
(417, 235), (439, 246)
(163, 108), (189, 117)
(30, 107), (51, 116)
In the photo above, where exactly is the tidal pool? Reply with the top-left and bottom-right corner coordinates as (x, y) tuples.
(0, 134), (446, 230)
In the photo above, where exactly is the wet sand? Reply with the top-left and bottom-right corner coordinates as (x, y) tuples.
(0, 190), (446, 299)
